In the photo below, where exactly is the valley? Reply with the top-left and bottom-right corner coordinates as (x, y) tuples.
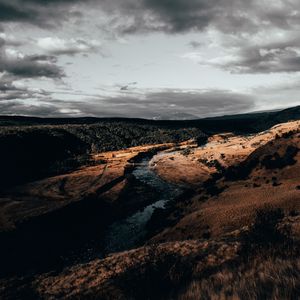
(0, 107), (300, 299)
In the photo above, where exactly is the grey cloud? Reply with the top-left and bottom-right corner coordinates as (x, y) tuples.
(188, 41), (204, 49)
(28, 54), (58, 63)
(39, 89), (254, 119)
(0, 48), (64, 79)
(90, 91), (253, 118)
(181, 26), (300, 74)
(36, 37), (101, 56)
(1, 0), (299, 35)
(209, 43), (300, 74)
(0, 89), (255, 118)
(0, 2), (34, 23)
(0, 34), (23, 47)
(99, 0), (219, 34)
(96, 0), (300, 35)
(0, 39), (61, 101)
(120, 82), (138, 91)
(0, 75), (50, 102)
(0, 77), (24, 93)
(0, 56), (64, 79)
(0, 100), (63, 116)
(0, 75), (50, 101)
(104, 90), (254, 118)
(0, 0), (84, 27)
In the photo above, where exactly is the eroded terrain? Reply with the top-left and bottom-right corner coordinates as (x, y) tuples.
(1, 119), (300, 300)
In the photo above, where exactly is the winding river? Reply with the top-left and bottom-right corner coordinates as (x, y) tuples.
(103, 151), (184, 254)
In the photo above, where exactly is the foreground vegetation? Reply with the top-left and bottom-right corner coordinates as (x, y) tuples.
(3, 207), (297, 300)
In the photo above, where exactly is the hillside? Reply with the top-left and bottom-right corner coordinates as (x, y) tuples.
(0, 123), (203, 189)
(1, 106), (299, 131)
(0, 107), (300, 299)
(28, 120), (300, 300)
(1, 105), (299, 190)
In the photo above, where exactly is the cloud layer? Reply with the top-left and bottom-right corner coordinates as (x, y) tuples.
(2, 0), (299, 74)
(0, 89), (255, 118)
(0, 0), (299, 117)
(2, 0), (300, 34)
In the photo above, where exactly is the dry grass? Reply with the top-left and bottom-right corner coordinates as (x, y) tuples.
(178, 256), (300, 300)
(0, 143), (178, 232)
(151, 120), (300, 186)
(150, 127), (300, 243)
(1, 121), (300, 299)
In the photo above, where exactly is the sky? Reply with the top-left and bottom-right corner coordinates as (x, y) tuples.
(0, 0), (300, 119)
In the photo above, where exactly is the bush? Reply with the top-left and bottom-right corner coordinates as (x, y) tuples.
(182, 148), (192, 156)
(242, 207), (285, 251)
(261, 146), (299, 170)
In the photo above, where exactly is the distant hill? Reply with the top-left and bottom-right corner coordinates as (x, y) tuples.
(0, 105), (299, 189)
(0, 105), (299, 134)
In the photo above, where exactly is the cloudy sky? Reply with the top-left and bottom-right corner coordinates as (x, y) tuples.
(0, 0), (300, 119)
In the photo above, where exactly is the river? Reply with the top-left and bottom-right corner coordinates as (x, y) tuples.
(103, 151), (184, 254)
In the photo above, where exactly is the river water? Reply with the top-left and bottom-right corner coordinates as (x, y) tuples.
(103, 152), (184, 254)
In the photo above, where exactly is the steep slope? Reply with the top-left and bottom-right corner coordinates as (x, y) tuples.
(151, 120), (300, 186)
(149, 121), (300, 243)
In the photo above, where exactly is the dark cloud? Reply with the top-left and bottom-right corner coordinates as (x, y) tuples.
(0, 33), (64, 98)
(0, 88), (255, 118)
(208, 43), (300, 74)
(0, 0), (84, 27)
(0, 100), (63, 116)
(1, 38), (22, 47)
(0, 55), (64, 79)
(0, 46), (64, 79)
(95, 90), (253, 118)
(0, 77), (23, 93)
(120, 82), (138, 91)
(102, 0), (300, 75)
(103, 90), (254, 118)
(1, 0), (300, 114)
(96, 0), (300, 35)
(0, 75), (50, 101)
(98, 0), (218, 34)
(188, 41), (204, 49)
(0, 2), (34, 23)
(38, 89), (253, 119)
(94, 0), (300, 75)
(28, 54), (58, 63)
(1, 0), (299, 35)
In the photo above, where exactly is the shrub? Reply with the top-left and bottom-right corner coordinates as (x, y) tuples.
(261, 146), (299, 170)
(182, 148), (192, 156)
(242, 207), (285, 252)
